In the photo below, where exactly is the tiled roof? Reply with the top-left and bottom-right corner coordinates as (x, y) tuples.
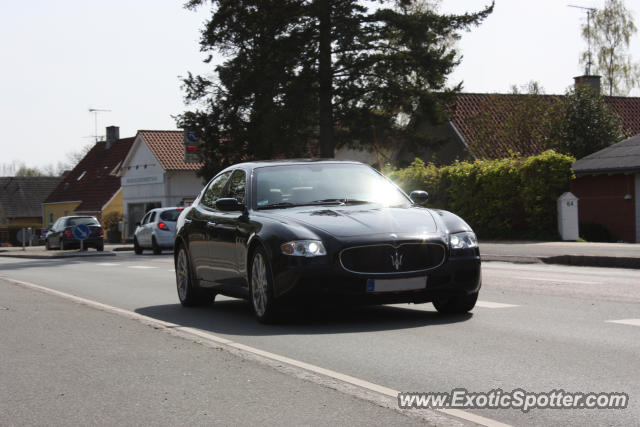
(572, 132), (640, 174)
(449, 93), (640, 159)
(45, 137), (135, 212)
(0, 176), (62, 220)
(138, 130), (203, 171)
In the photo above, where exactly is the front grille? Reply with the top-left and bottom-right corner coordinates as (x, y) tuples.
(339, 243), (446, 274)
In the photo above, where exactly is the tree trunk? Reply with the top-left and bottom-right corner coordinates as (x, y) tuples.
(318, 0), (334, 158)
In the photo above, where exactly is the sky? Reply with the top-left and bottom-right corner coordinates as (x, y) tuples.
(1, 0), (638, 172)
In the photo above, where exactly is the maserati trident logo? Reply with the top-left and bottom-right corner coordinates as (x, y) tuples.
(390, 250), (403, 271)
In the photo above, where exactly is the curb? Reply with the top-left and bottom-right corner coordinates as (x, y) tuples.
(0, 252), (116, 260)
(482, 254), (640, 269)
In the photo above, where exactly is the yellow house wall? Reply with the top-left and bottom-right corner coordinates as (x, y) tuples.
(102, 189), (123, 219)
(43, 201), (81, 228)
(6, 217), (42, 228)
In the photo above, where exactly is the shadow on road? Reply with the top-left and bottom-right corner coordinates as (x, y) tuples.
(135, 299), (473, 336)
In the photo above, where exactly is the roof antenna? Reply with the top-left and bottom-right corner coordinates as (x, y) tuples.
(88, 108), (111, 142)
(568, 5), (597, 75)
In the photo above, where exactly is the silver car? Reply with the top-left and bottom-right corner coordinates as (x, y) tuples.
(133, 207), (183, 254)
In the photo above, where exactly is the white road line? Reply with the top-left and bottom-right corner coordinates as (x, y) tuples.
(512, 276), (603, 285)
(97, 263), (118, 266)
(128, 266), (157, 269)
(3, 276), (510, 427)
(476, 300), (520, 309)
(606, 319), (640, 327)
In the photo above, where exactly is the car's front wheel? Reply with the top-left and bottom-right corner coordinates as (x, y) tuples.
(433, 292), (478, 314)
(45, 239), (51, 250)
(133, 237), (142, 255)
(175, 245), (212, 307)
(249, 247), (278, 323)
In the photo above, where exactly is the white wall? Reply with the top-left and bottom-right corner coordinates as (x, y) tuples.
(164, 171), (204, 206)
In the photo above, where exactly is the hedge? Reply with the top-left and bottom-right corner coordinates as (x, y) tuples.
(387, 151), (575, 239)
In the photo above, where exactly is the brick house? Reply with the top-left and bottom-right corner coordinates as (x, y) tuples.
(571, 133), (640, 243)
(43, 126), (134, 232)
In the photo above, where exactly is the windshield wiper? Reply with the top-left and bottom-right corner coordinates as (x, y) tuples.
(307, 198), (371, 205)
(256, 202), (299, 210)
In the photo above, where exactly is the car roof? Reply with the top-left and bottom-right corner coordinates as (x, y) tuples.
(222, 159), (365, 173)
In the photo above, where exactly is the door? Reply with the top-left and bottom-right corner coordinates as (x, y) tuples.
(188, 170), (232, 283)
(206, 169), (248, 290)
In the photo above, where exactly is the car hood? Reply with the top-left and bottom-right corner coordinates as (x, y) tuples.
(268, 205), (439, 237)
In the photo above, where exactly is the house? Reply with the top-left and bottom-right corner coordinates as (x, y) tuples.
(337, 76), (640, 166)
(571, 132), (640, 243)
(0, 176), (61, 245)
(43, 126), (134, 231)
(118, 130), (204, 239)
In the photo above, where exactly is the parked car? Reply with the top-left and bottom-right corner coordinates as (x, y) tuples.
(173, 160), (481, 323)
(45, 216), (104, 251)
(133, 207), (183, 255)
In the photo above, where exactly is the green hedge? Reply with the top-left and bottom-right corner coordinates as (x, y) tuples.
(387, 151), (575, 239)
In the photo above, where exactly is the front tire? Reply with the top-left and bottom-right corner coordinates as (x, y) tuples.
(249, 247), (278, 323)
(175, 245), (212, 307)
(433, 292), (478, 314)
(45, 239), (51, 250)
(134, 237), (142, 255)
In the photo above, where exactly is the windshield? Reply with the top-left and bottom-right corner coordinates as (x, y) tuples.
(253, 163), (410, 209)
(160, 209), (182, 222)
(66, 217), (99, 226)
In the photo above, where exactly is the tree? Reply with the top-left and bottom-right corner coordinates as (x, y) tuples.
(15, 166), (45, 177)
(179, 0), (493, 179)
(542, 85), (624, 159)
(581, 0), (640, 96)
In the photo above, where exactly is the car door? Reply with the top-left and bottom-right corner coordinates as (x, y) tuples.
(206, 169), (248, 290)
(137, 212), (151, 247)
(188, 170), (232, 284)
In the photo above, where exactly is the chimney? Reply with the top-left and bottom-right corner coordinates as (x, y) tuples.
(105, 126), (119, 149)
(573, 75), (601, 95)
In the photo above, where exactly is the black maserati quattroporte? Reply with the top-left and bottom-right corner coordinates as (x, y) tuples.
(174, 160), (481, 322)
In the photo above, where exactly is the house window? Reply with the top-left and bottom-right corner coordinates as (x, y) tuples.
(77, 171), (87, 181)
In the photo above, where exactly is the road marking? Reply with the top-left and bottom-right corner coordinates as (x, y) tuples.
(513, 276), (603, 285)
(476, 300), (519, 309)
(128, 266), (157, 269)
(97, 263), (118, 266)
(2, 276), (510, 427)
(607, 319), (640, 327)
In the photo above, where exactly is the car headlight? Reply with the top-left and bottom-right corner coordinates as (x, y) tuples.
(281, 240), (327, 257)
(449, 231), (478, 249)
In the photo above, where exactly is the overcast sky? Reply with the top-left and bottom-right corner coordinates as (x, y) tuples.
(1, 0), (638, 171)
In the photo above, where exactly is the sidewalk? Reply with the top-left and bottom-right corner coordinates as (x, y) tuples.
(481, 241), (640, 269)
(0, 243), (130, 259)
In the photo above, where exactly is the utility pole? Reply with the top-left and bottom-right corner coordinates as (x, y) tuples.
(88, 108), (111, 142)
(568, 5), (597, 75)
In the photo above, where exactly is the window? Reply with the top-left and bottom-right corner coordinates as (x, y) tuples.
(77, 171), (87, 181)
(201, 171), (232, 208)
(67, 217), (99, 226)
(160, 209), (182, 222)
(149, 212), (156, 223)
(224, 170), (246, 204)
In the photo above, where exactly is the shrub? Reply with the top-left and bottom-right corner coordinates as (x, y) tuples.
(387, 151), (575, 239)
(102, 211), (122, 231)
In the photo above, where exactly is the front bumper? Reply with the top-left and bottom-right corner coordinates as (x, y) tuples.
(271, 250), (481, 305)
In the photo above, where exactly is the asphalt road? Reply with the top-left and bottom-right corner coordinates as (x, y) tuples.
(1, 251), (639, 426)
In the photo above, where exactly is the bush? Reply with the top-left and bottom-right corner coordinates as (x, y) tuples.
(102, 211), (122, 231)
(388, 151), (575, 239)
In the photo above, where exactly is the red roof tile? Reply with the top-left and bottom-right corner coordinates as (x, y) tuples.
(138, 130), (203, 171)
(44, 137), (134, 212)
(449, 93), (640, 159)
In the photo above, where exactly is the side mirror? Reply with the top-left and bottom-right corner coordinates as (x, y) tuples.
(410, 190), (429, 204)
(215, 198), (244, 212)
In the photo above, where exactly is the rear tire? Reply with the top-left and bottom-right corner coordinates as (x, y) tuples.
(175, 245), (213, 307)
(97, 242), (104, 252)
(134, 237), (142, 255)
(433, 292), (478, 314)
(60, 240), (65, 251)
(152, 236), (161, 255)
(249, 247), (278, 323)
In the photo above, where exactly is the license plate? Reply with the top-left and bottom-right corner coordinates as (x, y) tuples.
(366, 276), (427, 293)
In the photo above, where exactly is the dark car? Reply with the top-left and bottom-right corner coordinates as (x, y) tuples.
(45, 216), (104, 251)
(174, 160), (481, 322)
